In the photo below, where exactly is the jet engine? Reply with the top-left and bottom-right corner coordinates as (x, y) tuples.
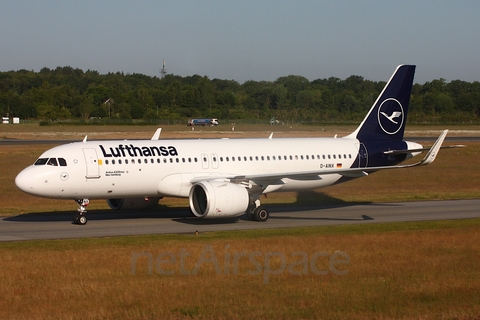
(107, 197), (161, 210)
(189, 181), (249, 218)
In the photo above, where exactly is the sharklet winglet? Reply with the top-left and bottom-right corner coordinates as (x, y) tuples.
(419, 129), (448, 165)
(151, 128), (162, 140)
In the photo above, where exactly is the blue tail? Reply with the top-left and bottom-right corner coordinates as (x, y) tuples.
(347, 65), (416, 142)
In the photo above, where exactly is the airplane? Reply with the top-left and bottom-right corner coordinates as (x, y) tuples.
(15, 65), (454, 225)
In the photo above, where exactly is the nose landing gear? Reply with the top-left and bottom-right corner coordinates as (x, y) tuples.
(74, 199), (89, 225)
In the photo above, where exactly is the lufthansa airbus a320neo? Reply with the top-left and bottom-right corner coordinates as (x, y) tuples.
(16, 65), (452, 225)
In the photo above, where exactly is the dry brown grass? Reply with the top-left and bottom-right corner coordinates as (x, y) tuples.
(0, 220), (479, 319)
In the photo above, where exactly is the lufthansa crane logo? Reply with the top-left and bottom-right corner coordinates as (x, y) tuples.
(377, 98), (404, 135)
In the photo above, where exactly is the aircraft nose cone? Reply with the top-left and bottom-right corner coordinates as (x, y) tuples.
(15, 168), (33, 194)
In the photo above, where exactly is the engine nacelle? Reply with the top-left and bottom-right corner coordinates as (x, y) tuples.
(107, 197), (161, 210)
(189, 181), (249, 218)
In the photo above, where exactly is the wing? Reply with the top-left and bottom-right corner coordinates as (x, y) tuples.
(190, 130), (449, 185)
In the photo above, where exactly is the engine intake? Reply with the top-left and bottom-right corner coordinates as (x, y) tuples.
(189, 181), (249, 218)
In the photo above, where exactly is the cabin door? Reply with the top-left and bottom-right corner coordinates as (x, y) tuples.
(83, 148), (100, 179)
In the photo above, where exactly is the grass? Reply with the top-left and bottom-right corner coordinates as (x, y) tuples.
(0, 219), (479, 319)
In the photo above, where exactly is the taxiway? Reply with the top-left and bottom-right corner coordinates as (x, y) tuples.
(1, 199), (479, 242)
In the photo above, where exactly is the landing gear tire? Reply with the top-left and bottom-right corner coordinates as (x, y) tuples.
(74, 199), (89, 225)
(75, 215), (87, 225)
(246, 209), (255, 221)
(253, 206), (269, 222)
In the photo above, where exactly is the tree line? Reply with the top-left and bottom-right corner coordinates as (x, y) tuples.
(1, 66), (479, 124)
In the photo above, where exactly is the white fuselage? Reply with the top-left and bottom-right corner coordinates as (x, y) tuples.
(15, 137), (360, 200)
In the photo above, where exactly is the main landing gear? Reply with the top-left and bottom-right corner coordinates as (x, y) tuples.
(74, 199), (89, 225)
(246, 198), (269, 222)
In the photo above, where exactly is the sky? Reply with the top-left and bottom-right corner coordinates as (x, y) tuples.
(1, 1), (479, 84)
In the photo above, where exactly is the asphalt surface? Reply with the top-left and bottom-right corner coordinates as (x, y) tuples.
(1, 199), (479, 241)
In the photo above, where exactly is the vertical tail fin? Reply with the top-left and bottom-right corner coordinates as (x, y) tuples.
(346, 65), (416, 142)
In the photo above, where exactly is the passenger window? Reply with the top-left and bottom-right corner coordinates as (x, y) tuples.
(112, 160), (116, 165)
(119, 159), (122, 164)
(58, 158), (67, 166)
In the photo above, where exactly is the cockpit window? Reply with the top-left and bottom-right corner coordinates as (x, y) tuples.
(34, 158), (67, 166)
(47, 158), (58, 166)
(34, 158), (49, 165)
